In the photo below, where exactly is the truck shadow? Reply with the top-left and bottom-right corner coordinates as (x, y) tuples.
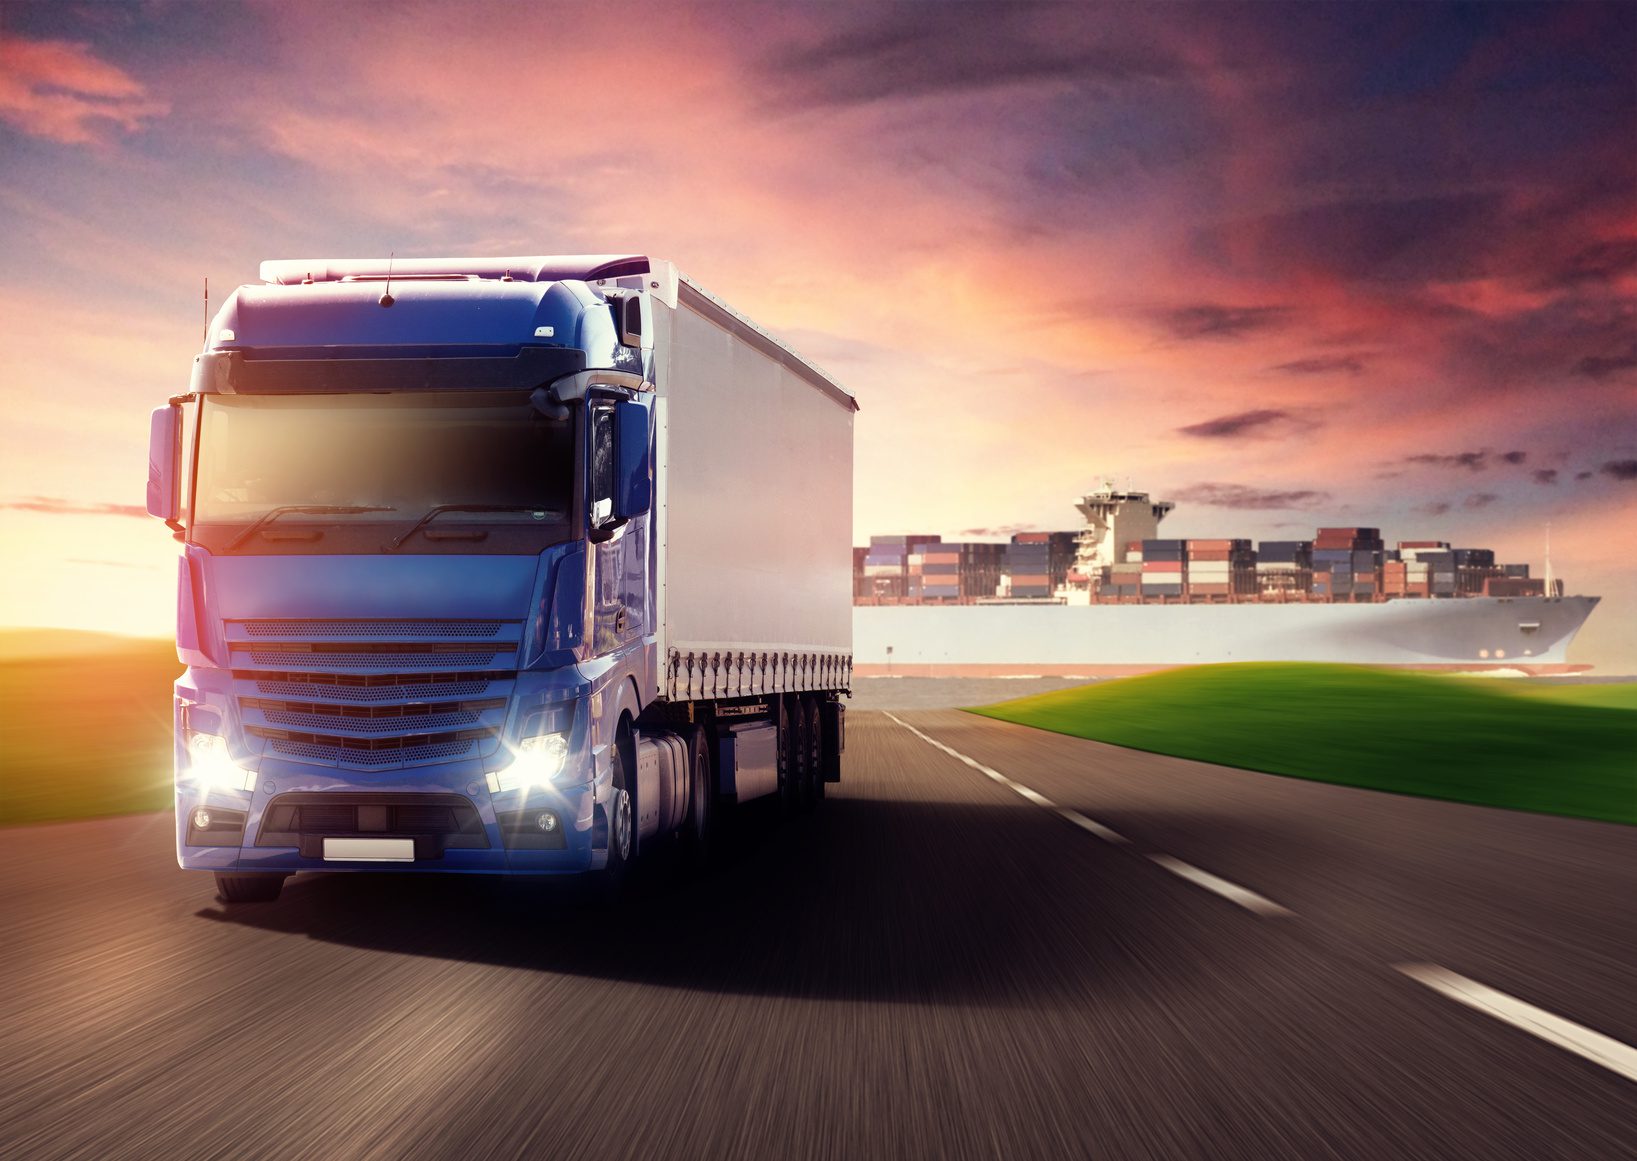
(198, 795), (1211, 1005)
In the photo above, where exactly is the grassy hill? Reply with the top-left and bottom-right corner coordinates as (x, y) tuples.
(967, 664), (1637, 825)
(0, 631), (180, 826)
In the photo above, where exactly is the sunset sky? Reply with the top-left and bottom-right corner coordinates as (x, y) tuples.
(1, 1), (1634, 668)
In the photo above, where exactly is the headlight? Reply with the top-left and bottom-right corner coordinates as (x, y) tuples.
(186, 731), (255, 793)
(487, 732), (571, 794)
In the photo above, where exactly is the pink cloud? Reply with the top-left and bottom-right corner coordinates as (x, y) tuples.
(0, 35), (168, 144)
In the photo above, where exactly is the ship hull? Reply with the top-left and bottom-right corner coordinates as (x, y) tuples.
(854, 595), (1600, 675)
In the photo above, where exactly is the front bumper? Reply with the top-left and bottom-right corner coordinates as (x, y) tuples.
(176, 752), (601, 875)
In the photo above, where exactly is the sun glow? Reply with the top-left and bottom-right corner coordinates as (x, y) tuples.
(0, 511), (177, 639)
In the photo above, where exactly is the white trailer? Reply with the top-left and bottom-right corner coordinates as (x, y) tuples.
(645, 268), (857, 702)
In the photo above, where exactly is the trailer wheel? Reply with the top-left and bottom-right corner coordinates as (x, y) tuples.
(779, 696), (801, 814)
(679, 725), (713, 863)
(796, 697), (821, 813)
(214, 873), (287, 903)
(811, 699), (828, 802)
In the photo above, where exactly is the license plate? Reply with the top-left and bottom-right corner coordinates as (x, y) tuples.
(322, 837), (415, 862)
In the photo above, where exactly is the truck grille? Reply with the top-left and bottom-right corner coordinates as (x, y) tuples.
(235, 619), (510, 640)
(267, 737), (478, 765)
(241, 671), (502, 703)
(230, 642), (518, 671)
(241, 696), (503, 734)
(225, 619), (522, 769)
(251, 727), (491, 767)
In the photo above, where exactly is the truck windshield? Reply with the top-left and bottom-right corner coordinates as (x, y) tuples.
(193, 392), (573, 529)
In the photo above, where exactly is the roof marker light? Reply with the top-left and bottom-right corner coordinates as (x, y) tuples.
(217, 329), (236, 343)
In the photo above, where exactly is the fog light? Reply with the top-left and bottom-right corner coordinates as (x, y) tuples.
(536, 811), (558, 833)
(192, 807), (212, 829)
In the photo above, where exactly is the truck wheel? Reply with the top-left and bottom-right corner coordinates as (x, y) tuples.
(780, 696), (802, 814)
(214, 873), (287, 903)
(592, 741), (633, 899)
(811, 700), (827, 802)
(679, 725), (713, 863)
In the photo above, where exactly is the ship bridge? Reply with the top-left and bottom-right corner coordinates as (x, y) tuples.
(1071, 487), (1175, 576)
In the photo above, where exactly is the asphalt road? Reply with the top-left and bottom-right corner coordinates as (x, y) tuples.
(2, 711), (1634, 1160)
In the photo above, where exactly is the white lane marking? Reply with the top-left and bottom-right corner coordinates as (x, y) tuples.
(1057, 808), (1127, 843)
(1397, 964), (1637, 1085)
(1012, 785), (1055, 808)
(884, 712), (1128, 843)
(885, 714), (1636, 1085)
(1148, 855), (1295, 918)
(886, 713), (1303, 918)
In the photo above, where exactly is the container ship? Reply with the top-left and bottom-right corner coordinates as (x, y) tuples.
(853, 487), (1600, 675)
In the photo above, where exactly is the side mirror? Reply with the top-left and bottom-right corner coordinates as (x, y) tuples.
(614, 401), (651, 518)
(614, 295), (643, 348)
(146, 405), (181, 526)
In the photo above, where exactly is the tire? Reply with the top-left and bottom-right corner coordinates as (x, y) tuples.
(591, 736), (633, 900)
(214, 872), (287, 903)
(819, 700), (842, 788)
(796, 696), (820, 813)
(679, 725), (714, 864)
(780, 696), (802, 814)
(812, 699), (828, 801)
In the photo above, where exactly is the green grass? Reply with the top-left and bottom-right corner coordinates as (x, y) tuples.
(967, 664), (1637, 825)
(0, 632), (180, 826)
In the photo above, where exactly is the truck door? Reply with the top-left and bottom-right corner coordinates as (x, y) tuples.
(589, 403), (645, 654)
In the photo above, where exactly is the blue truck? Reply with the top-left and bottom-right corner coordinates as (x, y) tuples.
(146, 254), (855, 901)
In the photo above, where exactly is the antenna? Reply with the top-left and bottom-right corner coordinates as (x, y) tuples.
(202, 276), (209, 346)
(379, 252), (396, 308)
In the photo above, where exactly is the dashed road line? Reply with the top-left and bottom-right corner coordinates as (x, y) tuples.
(1396, 964), (1637, 1085)
(1056, 807), (1126, 843)
(887, 712), (1294, 916)
(1148, 854), (1295, 918)
(884, 711), (1633, 1086)
(884, 712), (1128, 845)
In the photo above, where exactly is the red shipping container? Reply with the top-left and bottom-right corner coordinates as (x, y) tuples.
(1142, 561), (1185, 572)
(1189, 582), (1230, 595)
(1013, 532), (1051, 544)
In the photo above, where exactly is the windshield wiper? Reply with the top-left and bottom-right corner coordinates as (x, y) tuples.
(228, 505), (396, 550)
(388, 504), (556, 550)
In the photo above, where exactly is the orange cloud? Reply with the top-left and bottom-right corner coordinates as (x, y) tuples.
(0, 35), (168, 144)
